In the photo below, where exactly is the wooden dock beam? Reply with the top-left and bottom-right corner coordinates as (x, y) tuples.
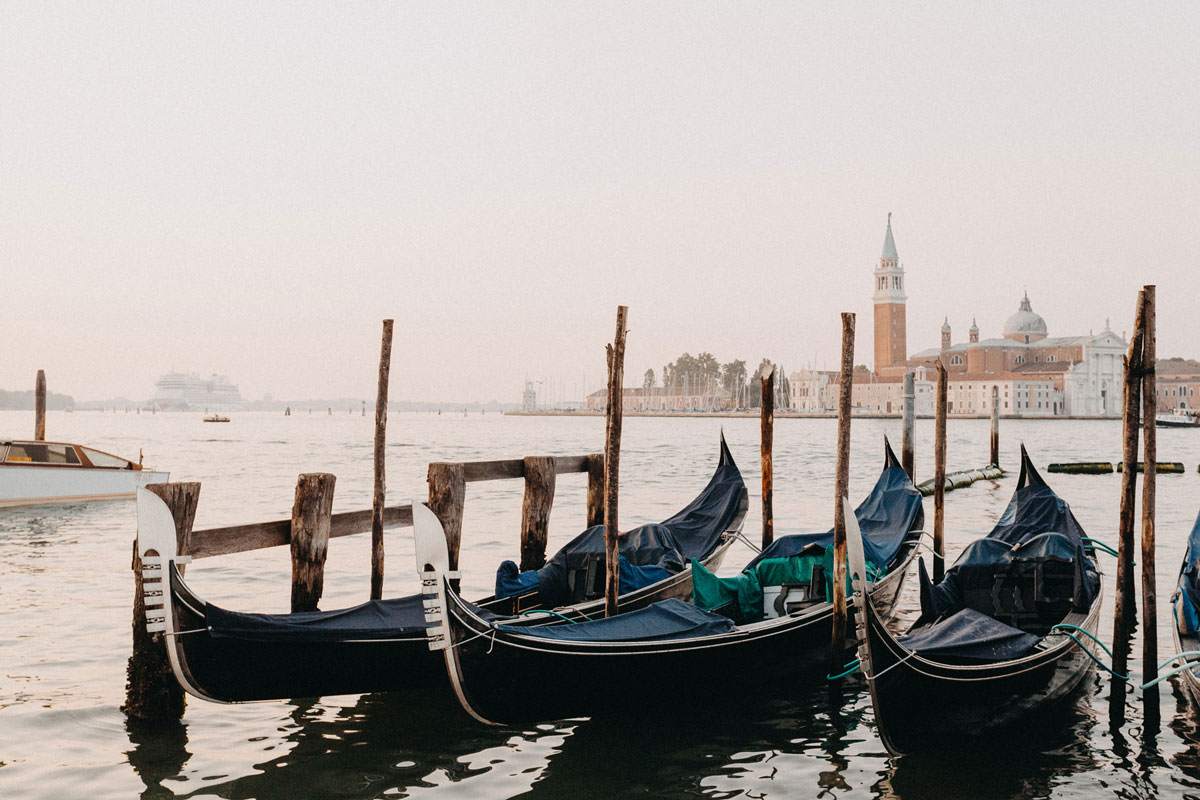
(370, 319), (393, 600)
(34, 369), (46, 441)
(520, 456), (557, 570)
(932, 361), (948, 584)
(829, 312), (855, 673)
(124, 482), (200, 722)
(760, 364), (775, 549)
(290, 473), (336, 612)
(901, 371), (915, 481)
(1140, 285), (1158, 697)
(603, 305), (629, 617)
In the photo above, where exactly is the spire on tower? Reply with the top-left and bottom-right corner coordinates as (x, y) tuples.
(881, 212), (898, 261)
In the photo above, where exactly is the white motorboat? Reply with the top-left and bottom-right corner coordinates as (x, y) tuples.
(0, 440), (169, 508)
(1157, 408), (1200, 428)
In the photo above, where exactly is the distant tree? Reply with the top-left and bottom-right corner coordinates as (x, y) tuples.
(643, 369), (656, 390)
(721, 360), (747, 397)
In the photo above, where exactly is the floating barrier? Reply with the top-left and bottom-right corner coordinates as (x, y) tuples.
(916, 464), (1003, 497)
(1115, 462), (1185, 474)
(1048, 462), (1114, 475)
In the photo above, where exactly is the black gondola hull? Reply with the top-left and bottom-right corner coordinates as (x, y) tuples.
(861, 585), (1101, 755)
(166, 537), (736, 703)
(441, 545), (917, 724)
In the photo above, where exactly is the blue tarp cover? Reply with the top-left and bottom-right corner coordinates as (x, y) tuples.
(206, 595), (428, 642)
(496, 598), (736, 642)
(505, 437), (747, 605)
(747, 439), (923, 572)
(922, 450), (1099, 621)
(1176, 509), (1200, 634)
(898, 607), (1041, 663)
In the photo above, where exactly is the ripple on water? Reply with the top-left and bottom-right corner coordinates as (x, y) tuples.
(1, 411), (1199, 799)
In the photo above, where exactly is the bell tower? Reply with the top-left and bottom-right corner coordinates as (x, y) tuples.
(873, 213), (908, 376)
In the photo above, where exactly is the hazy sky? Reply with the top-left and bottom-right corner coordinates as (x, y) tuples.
(3, 3), (1197, 403)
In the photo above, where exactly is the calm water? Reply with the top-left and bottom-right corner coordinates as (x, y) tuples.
(2, 409), (1200, 799)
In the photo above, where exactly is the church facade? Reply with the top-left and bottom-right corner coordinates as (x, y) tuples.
(790, 216), (1126, 417)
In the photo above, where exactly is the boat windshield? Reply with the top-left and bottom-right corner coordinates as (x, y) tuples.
(4, 443), (82, 465)
(81, 448), (131, 469)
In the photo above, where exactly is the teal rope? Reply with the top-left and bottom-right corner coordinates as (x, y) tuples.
(1050, 630), (1130, 682)
(1049, 623), (1117, 662)
(826, 658), (862, 681)
(1142, 660), (1199, 690)
(519, 609), (577, 624)
(1158, 650), (1200, 671)
(1081, 537), (1119, 557)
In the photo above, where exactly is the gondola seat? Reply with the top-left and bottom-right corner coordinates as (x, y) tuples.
(920, 532), (1096, 636)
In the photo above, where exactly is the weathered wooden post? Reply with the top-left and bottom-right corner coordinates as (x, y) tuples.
(1112, 289), (1146, 680)
(427, 462), (466, 572)
(990, 384), (1000, 468)
(370, 319), (393, 600)
(290, 473), (336, 612)
(586, 453), (604, 527)
(603, 305), (629, 617)
(933, 361), (948, 583)
(829, 312), (855, 672)
(760, 363), (775, 549)
(34, 369), (46, 441)
(124, 482), (200, 721)
(1140, 285), (1159, 693)
(901, 370), (915, 481)
(520, 456), (557, 570)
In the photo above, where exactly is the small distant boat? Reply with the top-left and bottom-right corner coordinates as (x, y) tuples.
(203, 414), (231, 423)
(1157, 409), (1200, 428)
(1, 440), (169, 508)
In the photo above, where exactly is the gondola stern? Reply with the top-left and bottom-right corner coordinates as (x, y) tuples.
(412, 501), (500, 726)
(136, 488), (214, 702)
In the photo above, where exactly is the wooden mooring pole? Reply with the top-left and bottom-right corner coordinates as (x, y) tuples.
(760, 364), (775, 549)
(990, 384), (1000, 468)
(520, 456), (556, 570)
(933, 361), (948, 584)
(34, 369), (46, 441)
(370, 319), (393, 600)
(124, 482), (200, 722)
(829, 312), (855, 673)
(1140, 285), (1159, 695)
(603, 305), (629, 617)
(1112, 289), (1145, 682)
(290, 473), (336, 612)
(901, 371), (915, 481)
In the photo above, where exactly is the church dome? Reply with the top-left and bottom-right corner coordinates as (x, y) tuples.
(1003, 292), (1048, 342)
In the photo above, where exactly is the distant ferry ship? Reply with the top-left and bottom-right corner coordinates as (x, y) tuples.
(154, 372), (242, 410)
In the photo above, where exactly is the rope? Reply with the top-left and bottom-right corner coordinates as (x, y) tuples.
(1081, 537), (1119, 557)
(1142, 660), (1200, 690)
(733, 531), (763, 553)
(826, 658), (862, 681)
(1049, 630), (1130, 682)
(1049, 623), (1117, 661)
(519, 609), (578, 624)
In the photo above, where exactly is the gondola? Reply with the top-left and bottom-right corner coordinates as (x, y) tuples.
(848, 446), (1103, 756)
(420, 440), (925, 725)
(1167, 509), (1200, 706)
(135, 436), (747, 703)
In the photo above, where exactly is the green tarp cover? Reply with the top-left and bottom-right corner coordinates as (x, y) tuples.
(691, 552), (883, 623)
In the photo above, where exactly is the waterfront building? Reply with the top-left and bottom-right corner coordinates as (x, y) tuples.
(153, 372), (242, 410)
(817, 216), (1126, 417)
(586, 387), (729, 413)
